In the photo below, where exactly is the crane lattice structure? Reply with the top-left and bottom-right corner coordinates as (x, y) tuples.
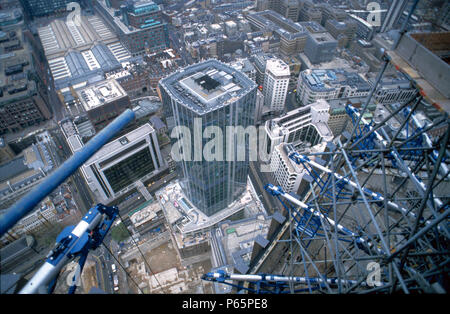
(204, 89), (449, 293)
(203, 41), (450, 293)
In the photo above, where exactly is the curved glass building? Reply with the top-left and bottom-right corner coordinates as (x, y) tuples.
(159, 59), (257, 216)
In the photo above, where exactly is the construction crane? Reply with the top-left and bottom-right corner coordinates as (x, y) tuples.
(202, 269), (373, 294)
(203, 99), (449, 293)
(20, 204), (118, 294)
(0, 110), (135, 294)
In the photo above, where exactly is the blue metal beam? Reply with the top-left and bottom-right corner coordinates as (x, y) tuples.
(0, 109), (135, 237)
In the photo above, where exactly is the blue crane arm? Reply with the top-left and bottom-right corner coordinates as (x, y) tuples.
(20, 204), (118, 294)
(0, 109), (135, 237)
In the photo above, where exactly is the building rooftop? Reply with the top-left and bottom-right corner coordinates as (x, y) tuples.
(149, 115), (166, 131)
(228, 58), (256, 76)
(301, 68), (370, 92)
(0, 156), (28, 183)
(308, 32), (337, 44)
(268, 99), (333, 142)
(156, 179), (261, 235)
(298, 51), (369, 73)
(84, 123), (155, 166)
(0, 235), (34, 267)
(46, 42), (129, 91)
(0, 140), (54, 201)
(0, 29), (39, 105)
(37, 14), (118, 58)
(265, 58), (290, 77)
(299, 21), (327, 34)
(212, 214), (271, 275)
(76, 78), (127, 112)
(128, 199), (161, 228)
(0, 8), (23, 28)
(348, 13), (374, 29)
(366, 70), (412, 89)
(159, 59), (256, 115)
(97, 0), (164, 35)
(247, 10), (307, 40)
(327, 19), (354, 30)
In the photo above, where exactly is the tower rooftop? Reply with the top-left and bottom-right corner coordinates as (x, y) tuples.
(159, 59), (256, 115)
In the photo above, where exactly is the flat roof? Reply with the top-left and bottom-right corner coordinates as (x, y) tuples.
(160, 59), (256, 115)
(156, 180), (260, 235)
(0, 29), (39, 104)
(84, 123), (154, 166)
(266, 58), (290, 77)
(247, 10), (307, 40)
(77, 78), (127, 111)
(96, 0), (165, 35)
(301, 68), (370, 92)
(309, 32), (337, 43)
(0, 157), (28, 182)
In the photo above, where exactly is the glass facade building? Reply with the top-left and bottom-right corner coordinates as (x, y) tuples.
(103, 146), (155, 193)
(20, 0), (73, 18)
(159, 60), (257, 216)
(80, 123), (164, 203)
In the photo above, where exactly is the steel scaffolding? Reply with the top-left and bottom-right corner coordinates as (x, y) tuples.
(204, 88), (449, 293)
(203, 44), (450, 293)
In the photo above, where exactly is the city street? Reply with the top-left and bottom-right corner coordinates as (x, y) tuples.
(50, 128), (94, 213)
(285, 90), (300, 113)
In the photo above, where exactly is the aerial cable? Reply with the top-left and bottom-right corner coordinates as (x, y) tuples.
(102, 242), (144, 294)
(116, 212), (168, 293)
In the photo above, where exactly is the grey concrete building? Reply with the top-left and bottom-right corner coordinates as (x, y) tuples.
(304, 32), (338, 64)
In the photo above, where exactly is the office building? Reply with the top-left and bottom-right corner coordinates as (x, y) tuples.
(20, 0), (73, 18)
(229, 58), (257, 83)
(263, 99), (332, 157)
(319, 3), (347, 26)
(95, 0), (169, 56)
(0, 236), (36, 272)
(279, 0), (301, 22)
(0, 135), (55, 210)
(327, 97), (378, 137)
(0, 7), (24, 30)
(247, 10), (308, 56)
(159, 59), (257, 216)
(298, 0), (322, 24)
(0, 29), (51, 134)
(325, 19), (357, 48)
(296, 68), (371, 106)
(75, 78), (131, 131)
(279, 55), (302, 90)
(299, 21), (327, 34)
(304, 32), (338, 64)
(348, 13), (375, 41)
(271, 143), (320, 194)
(370, 71), (417, 105)
(210, 213), (271, 279)
(252, 53), (275, 87)
(75, 123), (164, 203)
(263, 58), (290, 113)
(0, 137), (15, 164)
(255, 89), (265, 125)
